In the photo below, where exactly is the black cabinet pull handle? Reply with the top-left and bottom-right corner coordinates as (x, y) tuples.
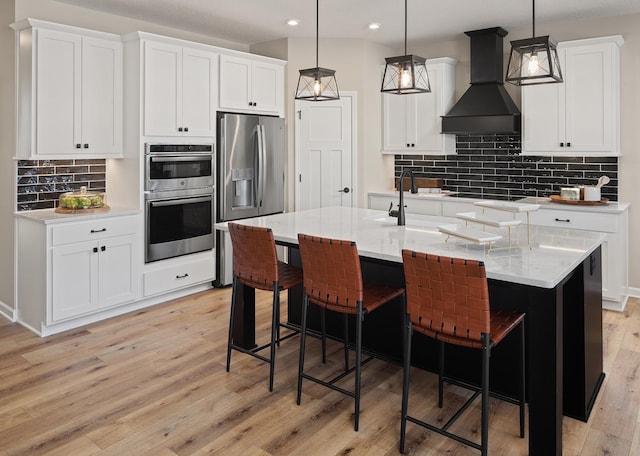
(560, 142), (564, 147)
(90, 228), (107, 233)
(184, 127), (189, 132)
(411, 143), (415, 147)
(83, 144), (89, 148)
(554, 218), (571, 223)
(567, 142), (571, 147)
(101, 246), (106, 252)
(406, 143), (410, 147)
(176, 273), (189, 279)
(93, 247), (98, 253)
(178, 127), (183, 132)
(76, 144), (81, 149)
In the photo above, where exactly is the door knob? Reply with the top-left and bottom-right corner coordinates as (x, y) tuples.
(339, 187), (350, 193)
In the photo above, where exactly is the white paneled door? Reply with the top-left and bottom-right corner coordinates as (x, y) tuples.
(296, 93), (355, 211)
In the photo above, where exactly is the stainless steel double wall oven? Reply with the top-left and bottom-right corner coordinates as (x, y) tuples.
(144, 143), (215, 263)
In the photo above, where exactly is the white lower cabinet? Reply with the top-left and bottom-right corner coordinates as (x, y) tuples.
(528, 207), (628, 310)
(51, 234), (137, 321)
(16, 213), (141, 334)
(368, 193), (442, 216)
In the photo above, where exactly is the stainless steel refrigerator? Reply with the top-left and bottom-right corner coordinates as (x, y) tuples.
(215, 112), (285, 286)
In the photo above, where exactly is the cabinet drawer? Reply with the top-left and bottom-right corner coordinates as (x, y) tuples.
(143, 255), (214, 297)
(529, 209), (617, 233)
(51, 216), (137, 246)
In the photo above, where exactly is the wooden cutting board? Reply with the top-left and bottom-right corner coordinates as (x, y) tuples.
(395, 177), (443, 190)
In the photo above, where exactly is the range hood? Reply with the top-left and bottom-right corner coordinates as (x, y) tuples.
(441, 27), (521, 134)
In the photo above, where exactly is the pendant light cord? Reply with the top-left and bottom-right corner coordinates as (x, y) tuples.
(532, 0), (536, 37)
(316, 0), (319, 68)
(404, 0), (408, 55)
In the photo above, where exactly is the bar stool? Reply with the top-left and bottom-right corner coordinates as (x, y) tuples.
(400, 250), (526, 455)
(296, 233), (405, 431)
(226, 222), (303, 392)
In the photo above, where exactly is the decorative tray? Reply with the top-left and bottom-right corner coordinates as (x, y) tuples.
(55, 205), (111, 214)
(549, 195), (609, 205)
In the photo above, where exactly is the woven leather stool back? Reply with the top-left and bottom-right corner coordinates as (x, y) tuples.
(228, 223), (278, 291)
(402, 250), (490, 343)
(297, 234), (363, 313)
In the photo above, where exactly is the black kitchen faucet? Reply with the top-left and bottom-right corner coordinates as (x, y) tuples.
(388, 168), (417, 226)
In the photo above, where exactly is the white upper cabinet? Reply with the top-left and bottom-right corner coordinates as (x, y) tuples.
(522, 36), (623, 156)
(219, 54), (284, 117)
(13, 20), (123, 158)
(382, 58), (457, 155)
(143, 40), (218, 137)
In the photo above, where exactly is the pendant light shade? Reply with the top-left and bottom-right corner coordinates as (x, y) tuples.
(381, 0), (430, 94)
(295, 0), (339, 101)
(506, 0), (563, 86)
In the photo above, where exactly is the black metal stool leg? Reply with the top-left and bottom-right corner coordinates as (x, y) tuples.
(400, 314), (412, 453)
(226, 277), (238, 372)
(481, 334), (490, 456)
(321, 307), (326, 363)
(354, 305), (363, 432)
(276, 287), (281, 347)
(343, 313), (349, 370)
(519, 321), (526, 438)
(438, 340), (445, 408)
(268, 284), (279, 392)
(297, 295), (309, 405)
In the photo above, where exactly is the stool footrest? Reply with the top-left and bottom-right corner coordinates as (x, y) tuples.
(301, 355), (375, 397)
(405, 415), (482, 451)
(229, 343), (271, 364)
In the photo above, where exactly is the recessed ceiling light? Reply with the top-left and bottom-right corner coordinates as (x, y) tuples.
(287, 19), (299, 26)
(369, 23), (381, 30)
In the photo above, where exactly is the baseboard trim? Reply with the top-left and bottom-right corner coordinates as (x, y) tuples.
(0, 300), (16, 322)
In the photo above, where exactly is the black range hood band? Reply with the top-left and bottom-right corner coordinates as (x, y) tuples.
(441, 27), (521, 135)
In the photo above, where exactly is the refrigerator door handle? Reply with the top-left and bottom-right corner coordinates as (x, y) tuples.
(219, 118), (227, 221)
(259, 125), (267, 209)
(256, 125), (265, 208)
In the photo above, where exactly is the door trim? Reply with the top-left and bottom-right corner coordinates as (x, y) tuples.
(294, 91), (357, 211)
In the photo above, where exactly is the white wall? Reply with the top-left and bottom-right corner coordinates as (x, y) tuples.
(0, 1), (15, 316)
(283, 38), (395, 209)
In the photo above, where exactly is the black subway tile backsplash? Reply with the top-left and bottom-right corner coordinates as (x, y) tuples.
(394, 134), (618, 201)
(16, 159), (106, 211)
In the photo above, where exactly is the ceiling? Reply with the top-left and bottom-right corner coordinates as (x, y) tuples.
(53, 0), (640, 48)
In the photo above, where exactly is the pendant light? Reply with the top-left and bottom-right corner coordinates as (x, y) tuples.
(295, 0), (339, 101)
(381, 0), (430, 94)
(506, 0), (563, 85)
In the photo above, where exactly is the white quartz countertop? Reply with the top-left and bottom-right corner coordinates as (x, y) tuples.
(215, 206), (606, 289)
(517, 196), (630, 214)
(369, 191), (630, 214)
(15, 207), (141, 224)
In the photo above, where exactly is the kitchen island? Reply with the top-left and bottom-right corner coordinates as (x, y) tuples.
(215, 206), (606, 456)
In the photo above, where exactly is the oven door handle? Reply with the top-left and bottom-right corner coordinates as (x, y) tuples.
(150, 156), (210, 162)
(149, 196), (212, 207)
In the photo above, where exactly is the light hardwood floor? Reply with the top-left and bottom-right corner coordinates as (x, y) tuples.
(1, 289), (639, 456)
